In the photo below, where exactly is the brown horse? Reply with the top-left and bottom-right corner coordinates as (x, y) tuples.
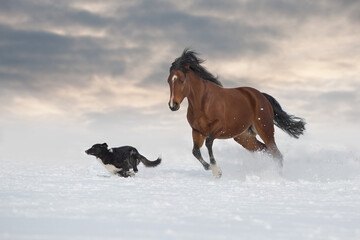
(167, 49), (306, 178)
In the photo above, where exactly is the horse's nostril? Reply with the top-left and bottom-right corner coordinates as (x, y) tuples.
(169, 102), (179, 111)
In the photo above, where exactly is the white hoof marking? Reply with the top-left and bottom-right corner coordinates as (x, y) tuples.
(210, 164), (222, 178)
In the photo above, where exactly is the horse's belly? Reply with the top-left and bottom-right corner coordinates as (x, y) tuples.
(187, 93), (253, 138)
(218, 122), (251, 139)
(188, 111), (253, 139)
(218, 110), (253, 139)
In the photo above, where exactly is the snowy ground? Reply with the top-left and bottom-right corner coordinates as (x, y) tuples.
(1, 124), (360, 240)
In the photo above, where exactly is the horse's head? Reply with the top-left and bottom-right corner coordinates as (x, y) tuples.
(167, 69), (190, 111)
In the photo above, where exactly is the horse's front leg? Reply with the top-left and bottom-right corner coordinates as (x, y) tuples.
(192, 130), (210, 170)
(205, 136), (222, 178)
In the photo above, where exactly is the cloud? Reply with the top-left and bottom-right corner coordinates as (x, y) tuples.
(0, 0), (359, 127)
(1, 75), (169, 122)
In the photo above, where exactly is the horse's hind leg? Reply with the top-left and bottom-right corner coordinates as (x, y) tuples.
(234, 133), (266, 152)
(205, 136), (222, 178)
(253, 121), (283, 166)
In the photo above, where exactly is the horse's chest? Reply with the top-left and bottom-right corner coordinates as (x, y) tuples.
(187, 113), (211, 133)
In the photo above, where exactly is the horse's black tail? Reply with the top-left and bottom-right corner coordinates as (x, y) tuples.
(138, 154), (162, 167)
(262, 93), (306, 139)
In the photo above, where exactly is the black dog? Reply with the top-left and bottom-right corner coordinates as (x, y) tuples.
(85, 143), (161, 177)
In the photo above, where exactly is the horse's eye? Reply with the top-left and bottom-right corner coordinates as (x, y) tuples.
(180, 79), (185, 84)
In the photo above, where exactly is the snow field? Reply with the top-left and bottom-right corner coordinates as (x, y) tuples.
(1, 134), (360, 240)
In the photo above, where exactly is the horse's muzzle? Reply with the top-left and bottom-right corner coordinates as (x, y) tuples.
(169, 102), (179, 111)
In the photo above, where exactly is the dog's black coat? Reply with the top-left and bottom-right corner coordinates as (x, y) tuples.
(85, 143), (161, 177)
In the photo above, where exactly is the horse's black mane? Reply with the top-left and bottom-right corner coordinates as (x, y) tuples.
(170, 48), (223, 87)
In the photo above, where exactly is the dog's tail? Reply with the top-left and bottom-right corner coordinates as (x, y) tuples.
(138, 154), (162, 167)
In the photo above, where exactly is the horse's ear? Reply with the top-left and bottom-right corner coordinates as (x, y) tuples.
(184, 65), (190, 70)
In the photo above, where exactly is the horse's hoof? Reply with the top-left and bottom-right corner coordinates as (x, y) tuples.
(215, 172), (222, 179)
(210, 164), (222, 179)
(204, 164), (211, 171)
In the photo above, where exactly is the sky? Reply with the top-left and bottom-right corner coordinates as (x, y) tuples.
(0, 0), (359, 162)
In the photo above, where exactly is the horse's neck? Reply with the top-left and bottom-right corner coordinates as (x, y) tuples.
(187, 74), (207, 111)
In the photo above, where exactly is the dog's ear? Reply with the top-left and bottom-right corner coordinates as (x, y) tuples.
(102, 143), (108, 148)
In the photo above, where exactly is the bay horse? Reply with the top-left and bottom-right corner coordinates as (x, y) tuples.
(167, 49), (306, 178)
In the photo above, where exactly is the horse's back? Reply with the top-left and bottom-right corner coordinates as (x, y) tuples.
(232, 87), (271, 108)
(234, 86), (264, 99)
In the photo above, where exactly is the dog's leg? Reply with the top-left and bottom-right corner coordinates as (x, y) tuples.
(117, 169), (135, 177)
(124, 158), (136, 176)
(117, 170), (128, 178)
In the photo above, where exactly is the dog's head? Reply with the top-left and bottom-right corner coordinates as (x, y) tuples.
(85, 143), (108, 157)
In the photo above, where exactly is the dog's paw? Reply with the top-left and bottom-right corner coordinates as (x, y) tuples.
(127, 171), (136, 177)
